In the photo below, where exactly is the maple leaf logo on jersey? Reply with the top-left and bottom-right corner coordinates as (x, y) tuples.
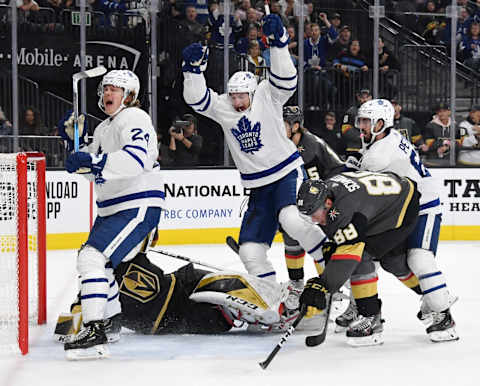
(328, 207), (340, 221)
(231, 116), (263, 154)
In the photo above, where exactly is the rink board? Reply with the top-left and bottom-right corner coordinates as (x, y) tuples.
(42, 169), (480, 249)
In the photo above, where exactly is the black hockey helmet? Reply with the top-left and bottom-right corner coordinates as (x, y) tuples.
(297, 179), (330, 216)
(283, 106), (303, 126)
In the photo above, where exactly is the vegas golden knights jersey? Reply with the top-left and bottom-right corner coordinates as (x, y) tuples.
(115, 253), (231, 334)
(323, 171), (418, 240)
(298, 131), (345, 180)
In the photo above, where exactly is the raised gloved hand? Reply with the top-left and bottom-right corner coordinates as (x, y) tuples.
(262, 14), (288, 48)
(57, 110), (87, 153)
(345, 155), (361, 171)
(65, 152), (107, 176)
(299, 277), (329, 310)
(182, 43), (209, 74)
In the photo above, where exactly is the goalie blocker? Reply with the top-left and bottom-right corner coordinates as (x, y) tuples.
(55, 252), (296, 340)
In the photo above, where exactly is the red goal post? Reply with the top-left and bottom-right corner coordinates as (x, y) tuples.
(0, 152), (47, 355)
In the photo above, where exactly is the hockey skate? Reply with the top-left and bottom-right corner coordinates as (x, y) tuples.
(346, 313), (384, 347)
(284, 279), (304, 311)
(104, 313), (122, 343)
(416, 293), (458, 328)
(426, 309), (459, 343)
(65, 320), (110, 360)
(335, 299), (358, 333)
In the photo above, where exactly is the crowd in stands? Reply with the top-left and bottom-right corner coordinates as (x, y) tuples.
(2, 0), (480, 167)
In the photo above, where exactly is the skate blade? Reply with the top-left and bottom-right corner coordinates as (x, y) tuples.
(334, 325), (348, 333)
(429, 328), (459, 343)
(347, 332), (384, 347)
(107, 332), (121, 343)
(65, 344), (110, 361)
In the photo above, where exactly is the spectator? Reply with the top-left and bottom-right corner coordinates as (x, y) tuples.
(418, 0), (447, 44)
(460, 21), (480, 72)
(19, 106), (47, 136)
(378, 37), (400, 98)
(423, 103), (463, 165)
(188, 0), (209, 25)
(168, 114), (203, 166)
(0, 106), (13, 136)
(17, 0), (39, 13)
(333, 40), (370, 105)
(246, 40), (266, 80)
(304, 16), (338, 108)
(341, 88), (372, 157)
(182, 5), (207, 43)
(207, 1), (243, 48)
(391, 99), (428, 152)
(327, 25), (351, 63)
(457, 105), (480, 165)
(329, 12), (341, 33)
(310, 111), (346, 157)
(235, 24), (265, 55)
(287, 24), (298, 58)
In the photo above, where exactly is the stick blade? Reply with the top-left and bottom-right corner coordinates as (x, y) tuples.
(73, 65), (107, 81)
(259, 361), (269, 370)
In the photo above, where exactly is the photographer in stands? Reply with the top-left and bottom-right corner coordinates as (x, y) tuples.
(168, 113), (203, 166)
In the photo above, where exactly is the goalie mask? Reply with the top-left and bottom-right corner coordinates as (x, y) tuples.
(297, 179), (331, 216)
(227, 71), (257, 111)
(355, 99), (394, 148)
(98, 70), (140, 116)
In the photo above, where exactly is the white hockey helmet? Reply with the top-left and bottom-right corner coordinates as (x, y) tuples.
(227, 71), (257, 104)
(98, 70), (140, 116)
(355, 98), (394, 147)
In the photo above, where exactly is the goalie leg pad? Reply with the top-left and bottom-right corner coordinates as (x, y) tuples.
(239, 242), (276, 281)
(278, 205), (327, 272)
(77, 245), (109, 323)
(407, 248), (451, 312)
(190, 271), (287, 325)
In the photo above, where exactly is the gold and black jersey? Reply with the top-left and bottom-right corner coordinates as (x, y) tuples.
(115, 253), (231, 335)
(322, 171), (417, 241)
(298, 131), (345, 181)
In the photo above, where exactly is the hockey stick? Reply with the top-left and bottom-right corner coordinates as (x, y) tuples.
(148, 248), (225, 271)
(72, 65), (107, 173)
(226, 236), (240, 255)
(259, 306), (306, 370)
(305, 293), (333, 347)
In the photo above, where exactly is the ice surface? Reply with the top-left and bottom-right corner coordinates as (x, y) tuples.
(0, 241), (477, 386)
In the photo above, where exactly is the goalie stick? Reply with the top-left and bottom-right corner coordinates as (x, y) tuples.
(259, 306), (306, 370)
(72, 65), (107, 172)
(305, 293), (333, 347)
(149, 248), (225, 271)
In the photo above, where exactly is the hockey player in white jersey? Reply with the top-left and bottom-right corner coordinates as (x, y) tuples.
(353, 99), (458, 342)
(182, 14), (327, 287)
(58, 70), (165, 359)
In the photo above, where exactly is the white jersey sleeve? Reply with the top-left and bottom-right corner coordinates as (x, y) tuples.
(360, 130), (440, 211)
(86, 107), (164, 216)
(267, 46), (298, 106)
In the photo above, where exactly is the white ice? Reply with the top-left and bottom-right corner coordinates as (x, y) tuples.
(0, 241), (477, 386)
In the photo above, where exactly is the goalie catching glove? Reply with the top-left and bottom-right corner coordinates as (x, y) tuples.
(57, 110), (88, 152)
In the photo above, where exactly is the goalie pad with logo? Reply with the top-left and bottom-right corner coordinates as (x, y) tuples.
(189, 272), (288, 326)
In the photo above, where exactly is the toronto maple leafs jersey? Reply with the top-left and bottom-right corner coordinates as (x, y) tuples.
(83, 107), (165, 216)
(359, 129), (440, 213)
(183, 45), (302, 188)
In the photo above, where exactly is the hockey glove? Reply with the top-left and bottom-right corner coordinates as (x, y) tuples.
(344, 155), (361, 171)
(300, 277), (329, 310)
(65, 152), (107, 176)
(57, 110), (87, 153)
(262, 14), (289, 48)
(182, 43), (209, 74)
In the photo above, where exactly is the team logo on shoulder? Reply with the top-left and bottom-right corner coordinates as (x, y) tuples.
(328, 207), (340, 221)
(119, 263), (160, 303)
(231, 116), (263, 154)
